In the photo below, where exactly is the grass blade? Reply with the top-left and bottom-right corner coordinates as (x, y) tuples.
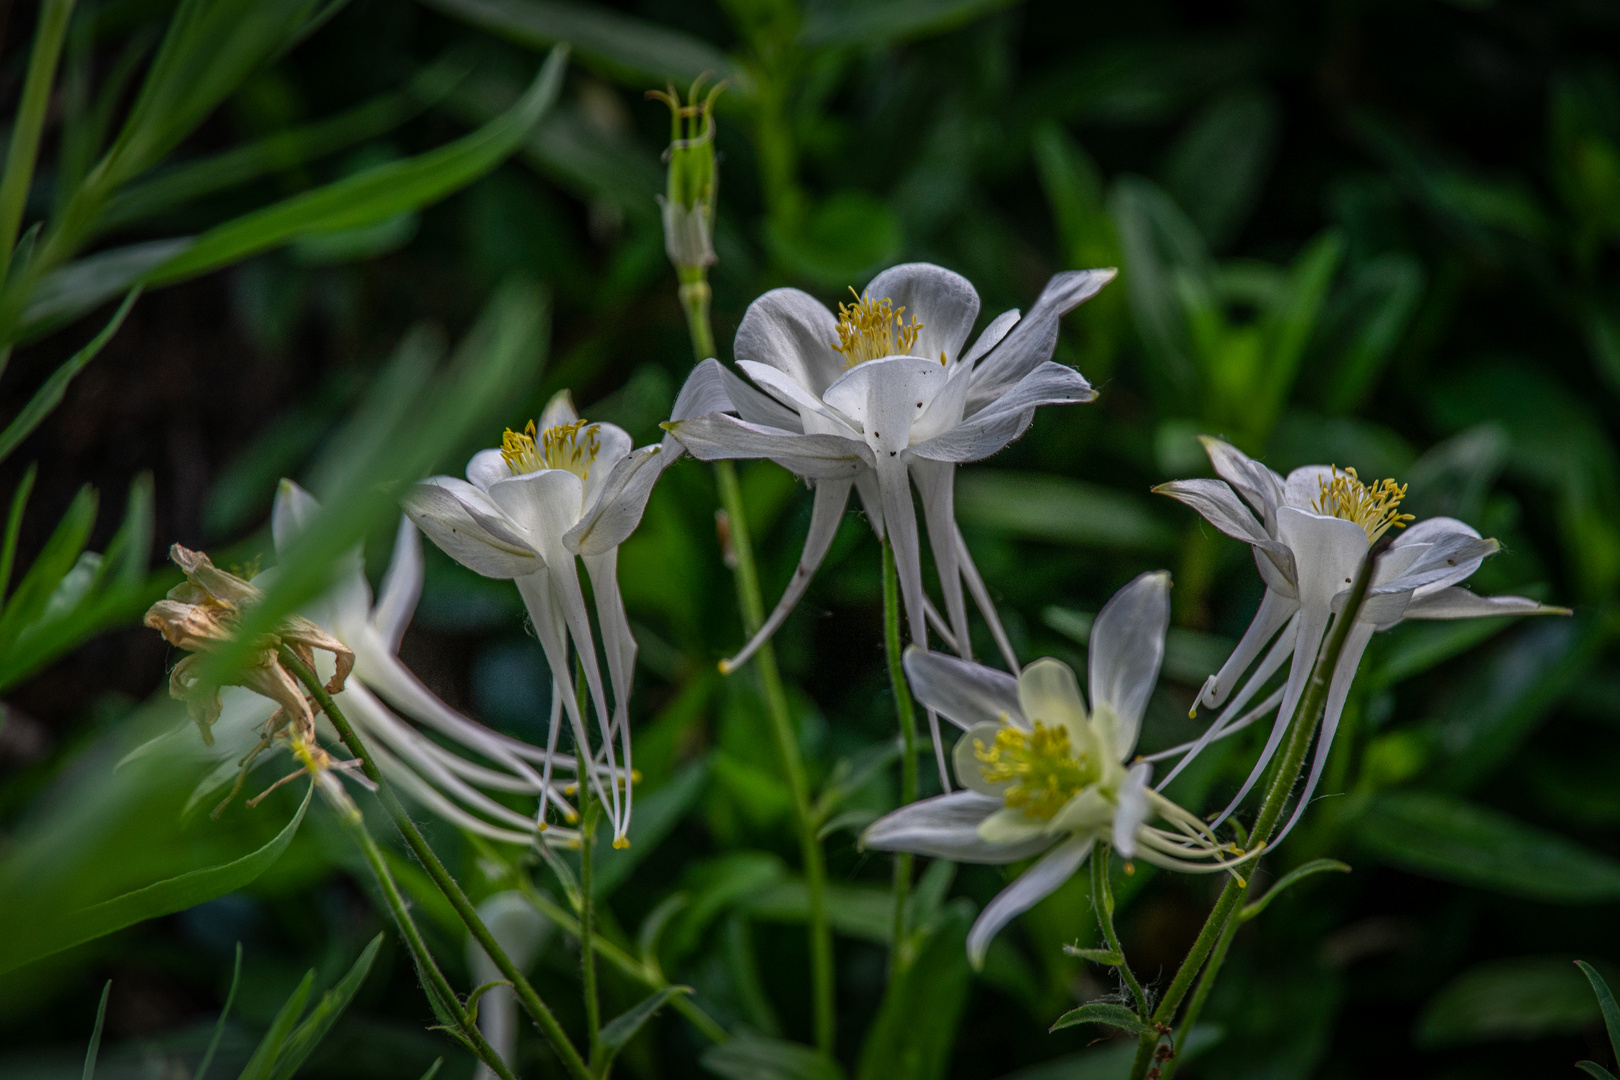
(81, 980), (110, 1080)
(193, 942), (242, 1080)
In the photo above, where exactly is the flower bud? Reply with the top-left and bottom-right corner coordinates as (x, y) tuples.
(649, 77), (723, 274)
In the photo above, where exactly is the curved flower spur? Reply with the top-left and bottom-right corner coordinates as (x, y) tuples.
(861, 572), (1248, 967)
(666, 262), (1115, 783)
(1153, 437), (1568, 843)
(404, 389), (674, 848)
(142, 481), (587, 845)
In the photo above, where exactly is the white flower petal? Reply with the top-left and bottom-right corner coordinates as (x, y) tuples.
(466, 447), (509, 492)
(272, 478), (320, 553)
(911, 458), (971, 659)
(952, 721), (1010, 797)
(735, 287), (844, 396)
(966, 268), (1114, 413)
(665, 414), (870, 479)
(564, 445), (667, 556)
(822, 355), (948, 455)
(1018, 657), (1087, 731)
(723, 478), (853, 672)
(903, 647), (1023, 730)
(1402, 587), (1570, 621)
(672, 357), (803, 430)
(1199, 436), (1285, 532)
(1275, 506), (1369, 611)
(1089, 570), (1171, 758)
(1154, 479), (1295, 588)
(909, 361), (1093, 463)
(960, 309), (1020, 368)
(583, 422), (634, 503)
(488, 469), (585, 543)
(954, 523), (1020, 674)
(862, 790), (1050, 865)
(1199, 587), (1298, 709)
(737, 359), (857, 431)
(966, 836), (1094, 968)
(539, 388), (579, 430)
(1113, 762), (1152, 858)
(864, 262), (981, 365)
(1283, 465), (1339, 510)
(403, 479), (540, 579)
(371, 516), (423, 652)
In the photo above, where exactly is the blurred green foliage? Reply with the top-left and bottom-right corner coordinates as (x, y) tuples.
(0, 0), (1618, 1078)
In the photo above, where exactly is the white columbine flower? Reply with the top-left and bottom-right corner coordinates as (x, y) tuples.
(862, 572), (1241, 967)
(1155, 437), (1567, 840)
(666, 262), (1113, 783)
(403, 391), (670, 847)
(143, 481), (586, 845)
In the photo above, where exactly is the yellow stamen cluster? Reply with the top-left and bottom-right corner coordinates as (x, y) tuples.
(501, 418), (601, 481)
(975, 721), (1095, 821)
(1313, 466), (1414, 543)
(831, 288), (924, 368)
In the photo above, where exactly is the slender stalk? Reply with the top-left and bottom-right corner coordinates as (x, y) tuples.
(678, 266), (715, 360)
(576, 740), (602, 1074)
(713, 462), (834, 1055)
(1158, 902), (1240, 1080)
(339, 799), (519, 1080)
(1124, 548), (1379, 1080)
(520, 885), (730, 1045)
(0, 0), (76, 291)
(881, 540), (917, 971)
(279, 646), (593, 1080)
(1090, 848), (1149, 1017)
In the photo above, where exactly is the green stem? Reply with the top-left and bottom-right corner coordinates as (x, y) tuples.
(1158, 902), (1240, 1080)
(881, 540), (917, 972)
(1090, 848), (1148, 1017)
(678, 266), (715, 360)
(577, 739), (602, 1074)
(713, 461), (834, 1055)
(521, 885), (730, 1045)
(1124, 548), (1379, 1080)
(340, 801), (519, 1080)
(279, 646), (593, 1080)
(0, 0), (76, 292)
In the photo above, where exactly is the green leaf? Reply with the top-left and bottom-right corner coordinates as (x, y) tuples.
(1416, 956), (1610, 1047)
(1049, 1001), (1158, 1037)
(0, 483), (97, 661)
(742, 879), (894, 944)
(1161, 88), (1279, 249)
(419, 0), (742, 92)
(269, 933), (384, 1080)
(0, 463), (37, 602)
(418, 1061), (444, 1080)
(193, 943), (241, 1080)
(1109, 175), (1211, 405)
(701, 1036), (848, 1080)
(600, 985), (692, 1061)
(0, 287), (138, 466)
(857, 903), (974, 1080)
(957, 471), (1175, 551)
(0, 782), (311, 973)
(1239, 859), (1351, 922)
(81, 980), (111, 1080)
(238, 967), (316, 1080)
(637, 893), (688, 972)
(766, 191), (902, 288)
(1580, 960), (1620, 1068)
(800, 0), (1020, 48)
(145, 48), (566, 286)
(1354, 791), (1620, 903)
(1317, 252), (1424, 413)
(21, 239), (189, 337)
(1062, 946), (1124, 965)
(1577, 1064), (1619, 1080)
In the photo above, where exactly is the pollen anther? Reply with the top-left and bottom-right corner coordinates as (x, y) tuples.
(831, 288), (924, 368)
(502, 418), (602, 480)
(1312, 465), (1415, 543)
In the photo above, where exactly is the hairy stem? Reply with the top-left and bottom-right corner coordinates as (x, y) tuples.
(280, 646), (592, 1080)
(1125, 549), (1378, 1080)
(1090, 847), (1149, 1017)
(882, 540), (917, 972)
(713, 461), (834, 1055)
(338, 799), (519, 1080)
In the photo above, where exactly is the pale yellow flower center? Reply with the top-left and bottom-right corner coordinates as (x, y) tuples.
(831, 288), (926, 368)
(975, 720), (1098, 821)
(1313, 466), (1414, 543)
(501, 418), (601, 481)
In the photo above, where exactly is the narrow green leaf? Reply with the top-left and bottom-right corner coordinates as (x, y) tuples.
(0, 782), (312, 973)
(0, 0), (77, 285)
(957, 471), (1175, 551)
(21, 239), (188, 337)
(1239, 859), (1351, 922)
(420, 0), (741, 91)
(856, 904), (974, 1080)
(1049, 1001), (1157, 1037)
(1579, 960), (1620, 1068)
(0, 483), (97, 658)
(269, 933), (384, 1080)
(463, 979), (510, 1018)
(81, 980), (110, 1080)
(1062, 946), (1124, 965)
(0, 463), (37, 607)
(800, 0), (1019, 48)
(0, 287), (139, 465)
(193, 943), (242, 1080)
(146, 48), (565, 286)
(1578, 1063), (1620, 1080)
(418, 1061), (444, 1080)
(637, 892), (689, 971)
(238, 968), (316, 1080)
(1355, 791), (1620, 903)
(1416, 956), (1609, 1047)
(701, 1036), (848, 1080)
(600, 985), (692, 1061)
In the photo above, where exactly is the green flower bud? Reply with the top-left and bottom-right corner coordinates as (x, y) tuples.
(649, 76), (724, 273)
